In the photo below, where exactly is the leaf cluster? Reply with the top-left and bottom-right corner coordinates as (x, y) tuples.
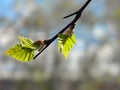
(5, 0), (92, 62)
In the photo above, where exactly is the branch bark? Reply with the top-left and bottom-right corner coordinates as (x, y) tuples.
(34, 0), (92, 59)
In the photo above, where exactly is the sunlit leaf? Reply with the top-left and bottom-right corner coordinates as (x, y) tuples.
(5, 44), (34, 62)
(17, 36), (35, 49)
(5, 36), (46, 61)
(5, 36), (37, 62)
(58, 34), (76, 58)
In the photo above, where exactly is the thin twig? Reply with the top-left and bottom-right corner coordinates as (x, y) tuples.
(34, 0), (92, 59)
(63, 11), (78, 19)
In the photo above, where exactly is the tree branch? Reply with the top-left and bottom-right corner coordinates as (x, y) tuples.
(34, 0), (92, 59)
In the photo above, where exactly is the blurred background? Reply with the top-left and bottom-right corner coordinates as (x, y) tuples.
(0, 0), (120, 90)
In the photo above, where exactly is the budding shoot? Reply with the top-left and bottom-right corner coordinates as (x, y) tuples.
(64, 24), (75, 36)
(33, 40), (45, 51)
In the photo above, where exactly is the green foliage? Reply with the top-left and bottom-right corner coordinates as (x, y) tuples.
(17, 36), (35, 49)
(5, 44), (34, 62)
(58, 34), (76, 58)
(5, 36), (36, 62)
(5, 33), (77, 61)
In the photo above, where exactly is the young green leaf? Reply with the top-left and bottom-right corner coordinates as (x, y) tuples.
(17, 36), (35, 49)
(5, 44), (34, 62)
(5, 36), (41, 62)
(58, 34), (76, 58)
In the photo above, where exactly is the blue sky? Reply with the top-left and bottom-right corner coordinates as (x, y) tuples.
(0, 0), (109, 44)
(90, 0), (106, 17)
(0, 0), (111, 44)
(0, 0), (106, 18)
(0, 0), (16, 18)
